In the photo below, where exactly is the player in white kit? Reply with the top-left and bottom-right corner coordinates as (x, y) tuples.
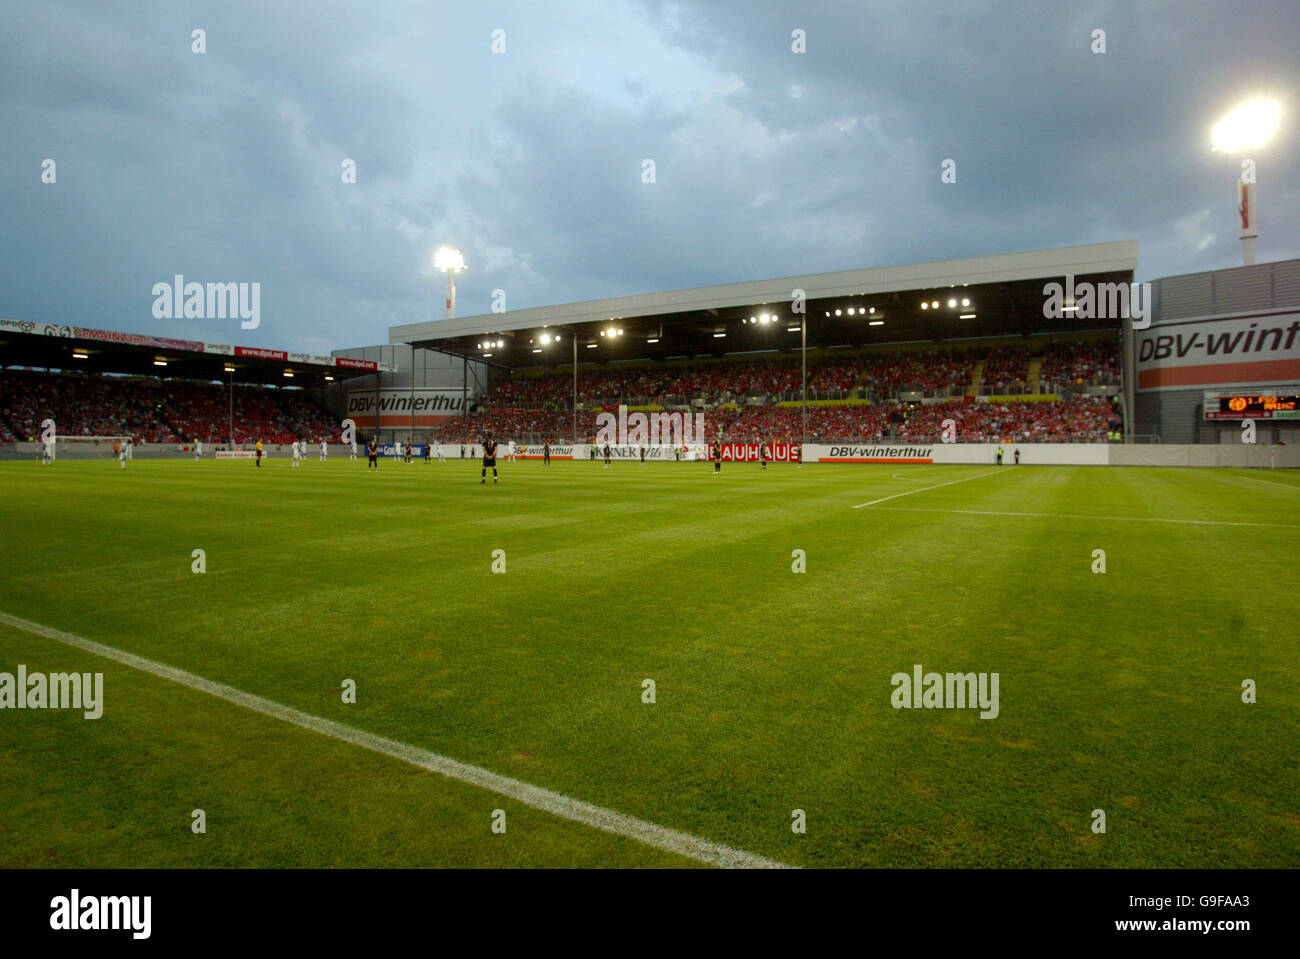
(319, 439), (327, 462)
(292, 440), (302, 468)
(195, 439), (202, 462)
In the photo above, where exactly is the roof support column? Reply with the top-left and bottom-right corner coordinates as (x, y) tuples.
(801, 313), (807, 458)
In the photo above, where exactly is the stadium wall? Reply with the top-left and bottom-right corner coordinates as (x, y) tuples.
(803, 443), (1297, 467)
(0, 443), (362, 460)
(1108, 444), (1300, 468)
(2, 442), (1295, 467)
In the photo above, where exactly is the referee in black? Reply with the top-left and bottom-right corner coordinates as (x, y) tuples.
(481, 433), (499, 484)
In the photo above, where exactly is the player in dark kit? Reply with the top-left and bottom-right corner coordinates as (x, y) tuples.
(712, 440), (722, 474)
(602, 442), (612, 467)
(481, 434), (499, 484)
(543, 441), (551, 465)
(760, 439), (770, 470)
(367, 437), (378, 470)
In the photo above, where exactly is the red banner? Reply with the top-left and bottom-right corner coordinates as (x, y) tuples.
(716, 443), (801, 462)
(234, 346), (288, 361)
(335, 357), (378, 371)
(73, 327), (206, 353)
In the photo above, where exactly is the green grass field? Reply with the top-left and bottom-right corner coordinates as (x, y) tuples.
(1, 456), (1297, 868)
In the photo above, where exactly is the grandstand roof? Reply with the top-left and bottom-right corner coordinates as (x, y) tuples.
(0, 319), (394, 386)
(391, 240), (1137, 368)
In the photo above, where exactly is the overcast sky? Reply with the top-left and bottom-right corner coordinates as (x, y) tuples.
(2, 0), (1297, 355)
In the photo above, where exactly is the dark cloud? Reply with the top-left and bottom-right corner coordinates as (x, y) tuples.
(1, 0), (1296, 354)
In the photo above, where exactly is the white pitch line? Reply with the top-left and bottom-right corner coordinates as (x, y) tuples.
(851, 468), (1007, 508)
(0, 611), (789, 870)
(1220, 472), (1300, 491)
(857, 505), (1300, 529)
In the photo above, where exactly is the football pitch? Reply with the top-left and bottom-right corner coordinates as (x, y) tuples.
(1, 457), (1297, 868)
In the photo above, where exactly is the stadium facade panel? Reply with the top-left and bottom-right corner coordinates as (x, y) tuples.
(1131, 258), (1300, 443)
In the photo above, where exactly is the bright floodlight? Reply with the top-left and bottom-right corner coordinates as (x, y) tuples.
(1211, 99), (1281, 153)
(434, 247), (466, 272)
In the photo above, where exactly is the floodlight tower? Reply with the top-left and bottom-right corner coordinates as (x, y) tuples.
(434, 247), (467, 319)
(1211, 99), (1282, 266)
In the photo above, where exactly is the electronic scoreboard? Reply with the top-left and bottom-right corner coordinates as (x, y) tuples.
(1203, 392), (1300, 419)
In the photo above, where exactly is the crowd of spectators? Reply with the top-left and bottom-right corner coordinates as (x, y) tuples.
(809, 361), (862, 392)
(897, 396), (1118, 443)
(435, 395), (1118, 445)
(1039, 339), (1121, 393)
(1, 338), (1124, 448)
(480, 356), (847, 409)
(718, 404), (891, 443)
(0, 370), (342, 446)
(478, 349), (989, 410)
(980, 347), (1032, 394)
(857, 348), (973, 397)
(0, 371), (172, 442)
(477, 340), (1115, 410)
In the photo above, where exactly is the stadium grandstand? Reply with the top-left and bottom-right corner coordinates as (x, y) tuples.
(0, 320), (392, 457)
(391, 241), (1134, 448)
